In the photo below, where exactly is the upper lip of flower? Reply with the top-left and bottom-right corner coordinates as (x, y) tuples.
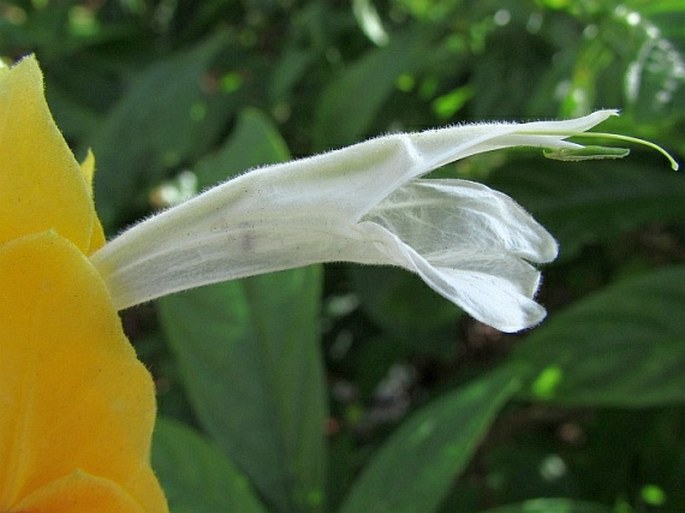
(90, 109), (617, 332)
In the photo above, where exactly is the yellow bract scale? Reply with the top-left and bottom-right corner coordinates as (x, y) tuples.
(0, 55), (166, 513)
(0, 56), (102, 254)
(80, 150), (107, 253)
(10, 471), (146, 513)
(0, 232), (167, 513)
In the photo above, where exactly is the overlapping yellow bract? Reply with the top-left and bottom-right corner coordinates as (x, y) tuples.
(0, 57), (104, 254)
(0, 56), (167, 512)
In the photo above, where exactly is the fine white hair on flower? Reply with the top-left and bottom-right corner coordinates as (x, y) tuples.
(91, 110), (618, 332)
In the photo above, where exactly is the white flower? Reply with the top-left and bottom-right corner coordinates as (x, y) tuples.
(91, 110), (619, 332)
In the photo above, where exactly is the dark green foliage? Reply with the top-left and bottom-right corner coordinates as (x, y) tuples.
(3, 1), (684, 511)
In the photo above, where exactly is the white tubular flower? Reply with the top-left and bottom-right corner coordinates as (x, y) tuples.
(91, 110), (619, 332)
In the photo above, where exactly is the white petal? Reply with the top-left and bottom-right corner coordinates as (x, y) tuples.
(353, 180), (557, 331)
(365, 179), (558, 264)
(91, 110), (616, 330)
(361, 221), (548, 331)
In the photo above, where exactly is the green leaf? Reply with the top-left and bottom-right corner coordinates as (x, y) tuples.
(618, 1), (685, 122)
(552, 1), (685, 122)
(91, 32), (237, 231)
(338, 369), (520, 513)
(194, 108), (290, 187)
(479, 498), (613, 513)
(313, 28), (432, 150)
(44, 58), (113, 143)
(486, 159), (685, 260)
(152, 417), (267, 513)
(349, 266), (462, 339)
(268, 48), (315, 103)
(469, 22), (554, 118)
(158, 267), (325, 513)
(511, 266), (685, 407)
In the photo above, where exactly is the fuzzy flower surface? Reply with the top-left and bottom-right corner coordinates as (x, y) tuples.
(93, 110), (619, 332)
(0, 56), (168, 513)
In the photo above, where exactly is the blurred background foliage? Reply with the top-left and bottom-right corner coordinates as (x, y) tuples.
(2, 0), (685, 512)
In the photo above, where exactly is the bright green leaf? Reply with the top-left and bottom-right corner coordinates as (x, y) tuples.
(338, 368), (520, 513)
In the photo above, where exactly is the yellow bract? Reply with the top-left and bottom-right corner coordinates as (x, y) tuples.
(0, 57), (166, 512)
(0, 56), (104, 255)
